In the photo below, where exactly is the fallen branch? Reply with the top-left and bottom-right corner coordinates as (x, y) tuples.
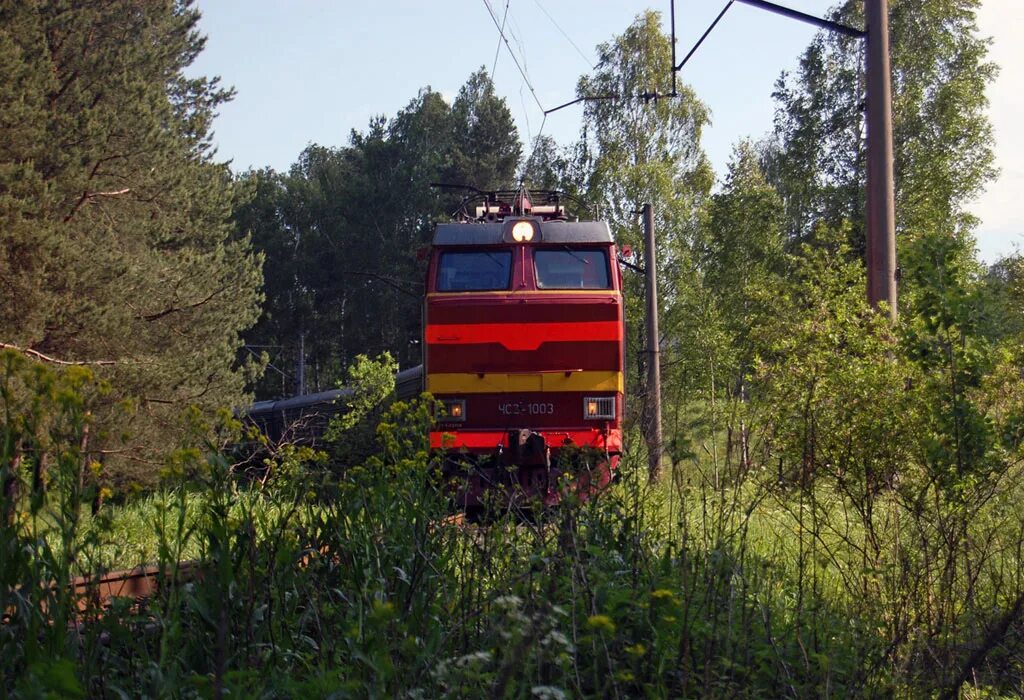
(940, 588), (1024, 700)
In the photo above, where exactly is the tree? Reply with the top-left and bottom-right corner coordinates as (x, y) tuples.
(520, 135), (572, 192)
(0, 1), (263, 485)
(702, 143), (787, 467)
(447, 68), (522, 190)
(237, 70), (521, 400)
(704, 142), (786, 341)
(231, 168), (304, 399)
(765, 0), (997, 266)
(760, 1), (1006, 490)
(573, 11), (715, 452)
(577, 11), (713, 253)
(981, 254), (1024, 343)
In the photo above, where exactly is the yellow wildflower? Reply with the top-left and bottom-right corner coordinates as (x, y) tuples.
(625, 643), (646, 657)
(586, 614), (616, 634)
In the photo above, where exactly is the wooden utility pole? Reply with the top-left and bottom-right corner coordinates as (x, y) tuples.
(642, 204), (664, 483)
(865, 0), (898, 320)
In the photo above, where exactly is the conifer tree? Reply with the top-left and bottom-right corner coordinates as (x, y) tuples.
(237, 70), (520, 399)
(0, 1), (262, 484)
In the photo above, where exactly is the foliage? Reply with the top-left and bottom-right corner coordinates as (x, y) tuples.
(235, 69), (520, 400)
(520, 135), (574, 193)
(577, 11), (713, 240)
(6, 343), (1024, 696)
(4, 4), (1023, 698)
(324, 352), (398, 466)
(764, 0), (996, 262)
(6, 332), (1024, 696)
(981, 253), (1024, 343)
(0, 0), (263, 486)
(573, 11), (715, 451)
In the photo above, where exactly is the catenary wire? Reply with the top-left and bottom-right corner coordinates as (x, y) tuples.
(505, 15), (535, 89)
(480, 0), (545, 113)
(491, 0), (511, 79)
(531, 0), (595, 70)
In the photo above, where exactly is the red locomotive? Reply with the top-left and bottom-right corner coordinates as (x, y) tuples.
(423, 191), (625, 511)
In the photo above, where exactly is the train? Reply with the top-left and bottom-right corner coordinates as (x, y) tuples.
(245, 189), (625, 511)
(422, 189), (624, 511)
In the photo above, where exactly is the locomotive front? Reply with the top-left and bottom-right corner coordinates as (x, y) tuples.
(424, 197), (624, 510)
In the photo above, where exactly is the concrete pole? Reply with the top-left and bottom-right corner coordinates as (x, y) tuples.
(643, 204), (664, 483)
(865, 0), (898, 320)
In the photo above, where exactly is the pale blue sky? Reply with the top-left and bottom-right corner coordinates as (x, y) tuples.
(189, 1), (1022, 263)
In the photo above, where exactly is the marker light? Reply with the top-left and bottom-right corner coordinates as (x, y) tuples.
(584, 396), (615, 420)
(441, 399), (466, 422)
(511, 221), (535, 243)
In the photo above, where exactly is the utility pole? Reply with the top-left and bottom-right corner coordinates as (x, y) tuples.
(642, 204), (664, 483)
(674, 0), (898, 318)
(865, 0), (898, 320)
(296, 330), (306, 396)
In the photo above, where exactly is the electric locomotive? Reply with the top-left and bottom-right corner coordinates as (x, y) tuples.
(424, 191), (624, 510)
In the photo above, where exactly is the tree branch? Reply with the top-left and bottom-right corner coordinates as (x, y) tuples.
(0, 342), (117, 366)
(138, 286), (227, 322)
(940, 588), (1024, 700)
(92, 188), (131, 197)
(338, 270), (422, 299)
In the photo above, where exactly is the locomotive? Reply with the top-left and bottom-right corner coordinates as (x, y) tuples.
(243, 189), (625, 511)
(423, 190), (625, 511)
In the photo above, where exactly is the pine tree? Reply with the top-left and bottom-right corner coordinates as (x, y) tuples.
(0, 1), (263, 485)
(237, 70), (521, 399)
(447, 68), (522, 191)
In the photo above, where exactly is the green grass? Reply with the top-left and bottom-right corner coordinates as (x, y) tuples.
(5, 395), (1024, 697)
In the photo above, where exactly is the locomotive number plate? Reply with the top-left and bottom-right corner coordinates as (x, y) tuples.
(497, 401), (555, 417)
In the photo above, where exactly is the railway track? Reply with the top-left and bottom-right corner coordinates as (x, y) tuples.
(63, 560), (200, 615)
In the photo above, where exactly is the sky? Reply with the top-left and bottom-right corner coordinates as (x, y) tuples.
(188, 0), (1022, 263)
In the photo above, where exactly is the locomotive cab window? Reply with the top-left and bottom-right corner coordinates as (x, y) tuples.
(436, 251), (513, 291)
(534, 249), (611, 289)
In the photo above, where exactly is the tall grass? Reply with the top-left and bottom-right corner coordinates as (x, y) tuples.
(3, 350), (1024, 697)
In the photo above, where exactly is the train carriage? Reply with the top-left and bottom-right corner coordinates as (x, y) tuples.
(424, 193), (625, 510)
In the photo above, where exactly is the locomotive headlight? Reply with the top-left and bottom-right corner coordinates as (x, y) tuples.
(511, 221), (534, 243)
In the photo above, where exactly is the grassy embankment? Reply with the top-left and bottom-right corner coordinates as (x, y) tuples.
(7, 450), (1024, 695)
(4, 351), (1024, 696)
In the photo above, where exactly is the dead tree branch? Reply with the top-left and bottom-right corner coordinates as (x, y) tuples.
(0, 342), (118, 366)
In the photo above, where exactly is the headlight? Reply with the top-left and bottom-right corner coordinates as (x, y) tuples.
(511, 221), (534, 242)
(583, 396), (615, 420)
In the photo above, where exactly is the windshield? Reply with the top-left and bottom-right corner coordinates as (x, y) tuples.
(534, 249), (610, 289)
(436, 250), (513, 291)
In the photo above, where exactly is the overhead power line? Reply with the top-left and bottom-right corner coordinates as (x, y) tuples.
(531, 0), (595, 70)
(481, 0), (544, 113)
(491, 0), (511, 79)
